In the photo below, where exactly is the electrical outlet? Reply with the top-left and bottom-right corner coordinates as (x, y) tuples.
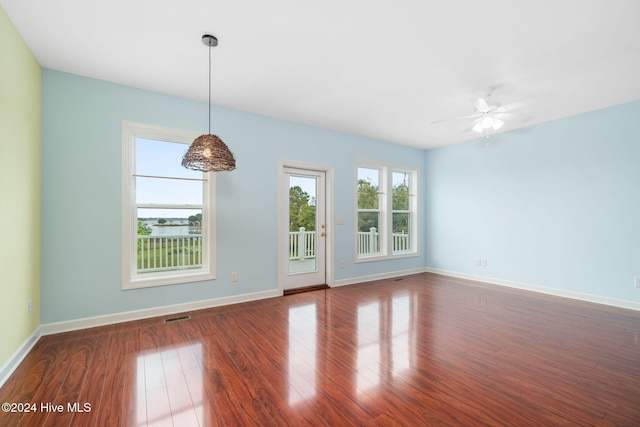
(28, 300), (32, 317)
(482, 259), (488, 267)
(340, 260), (346, 269)
(635, 277), (640, 288)
(476, 258), (482, 266)
(231, 272), (238, 282)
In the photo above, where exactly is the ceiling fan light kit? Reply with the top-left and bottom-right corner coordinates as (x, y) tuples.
(431, 87), (530, 140)
(472, 115), (504, 133)
(182, 34), (236, 172)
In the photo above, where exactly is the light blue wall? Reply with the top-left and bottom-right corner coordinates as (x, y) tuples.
(41, 68), (638, 323)
(41, 69), (426, 323)
(425, 101), (640, 302)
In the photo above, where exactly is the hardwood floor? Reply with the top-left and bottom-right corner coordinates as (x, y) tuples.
(1, 273), (640, 426)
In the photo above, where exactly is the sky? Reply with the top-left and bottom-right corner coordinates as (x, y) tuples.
(136, 137), (203, 219)
(289, 175), (316, 199)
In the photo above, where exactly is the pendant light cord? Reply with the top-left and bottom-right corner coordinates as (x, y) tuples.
(208, 41), (212, 134)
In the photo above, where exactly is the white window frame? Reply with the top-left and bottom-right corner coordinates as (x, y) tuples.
(356, 165), (387, 259)
(390, 168), (416, 256)
(355, 162), (418, 262)
(121, 121), (216, 290)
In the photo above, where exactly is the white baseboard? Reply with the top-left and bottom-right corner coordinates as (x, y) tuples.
(0, 326), (42, 389)
(40, 288), (282, 336)
(425, 267), (640, 312)
(331, 267), (428, 288)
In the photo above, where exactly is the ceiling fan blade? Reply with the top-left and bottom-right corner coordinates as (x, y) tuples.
(495, 99), (533, 113)
(430, 113), (481, 125)
(494, 112), (533, 122)
(474, 97), (490, 112)
(494, 112), (519, 120)
(472, 121), (485, 133)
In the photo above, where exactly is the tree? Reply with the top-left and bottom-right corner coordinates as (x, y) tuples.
(289, 186), (316, 231)
(188, 213), (202, 224)
(188, 213), (202, 234)
(137, 221), (152, 252)
(357, 179), (379, 232)
(157, 218), (167, 224)
(137, 221), (152, 235)
(392, 181), (409, 232)
(357, 178), (410, 233)
(357, 179), (378, 209)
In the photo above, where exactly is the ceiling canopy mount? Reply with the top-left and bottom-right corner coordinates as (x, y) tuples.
(202, 34), (218, 47)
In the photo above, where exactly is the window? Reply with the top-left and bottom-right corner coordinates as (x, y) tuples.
(122, 122), (216, 289)
(357, 167), (383, 256)
(356, 164), (417, 261)
(391, 171), (412, 254)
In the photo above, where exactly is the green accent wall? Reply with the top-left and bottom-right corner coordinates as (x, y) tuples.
(0, 6), (41, 368)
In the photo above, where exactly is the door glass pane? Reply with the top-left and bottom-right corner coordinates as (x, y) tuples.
(288, 176), (317, 274)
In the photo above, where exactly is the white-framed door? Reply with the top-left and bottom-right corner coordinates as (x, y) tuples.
(281, 166), (327, 290)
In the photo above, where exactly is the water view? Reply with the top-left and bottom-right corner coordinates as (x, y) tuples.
(139, 218), (199, 236)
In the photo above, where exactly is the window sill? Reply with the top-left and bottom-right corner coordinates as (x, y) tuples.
(354, 251), (419, 263)
(123, 270), (216, 290)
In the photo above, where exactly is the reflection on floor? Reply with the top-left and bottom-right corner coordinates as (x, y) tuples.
(1, 272), (640, 425)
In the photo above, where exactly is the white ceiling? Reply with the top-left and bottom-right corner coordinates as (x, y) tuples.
(2, 0), (639, 149)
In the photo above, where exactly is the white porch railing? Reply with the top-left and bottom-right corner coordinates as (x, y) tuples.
(137, 229), (409, 271)
(138, 234), (202, 273)
(289, 227), (316, 260)
(392, 231), (410, 252)
(358, 227), (379, 254)
(289, 227), (410, 259)
(358, 228), (410, 255)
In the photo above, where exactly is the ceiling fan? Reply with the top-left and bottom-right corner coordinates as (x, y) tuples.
(431, 88), (531, 138)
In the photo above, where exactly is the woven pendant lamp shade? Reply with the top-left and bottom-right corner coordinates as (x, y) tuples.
(182, 134), (236, 172)
(182, 34), (236, 173)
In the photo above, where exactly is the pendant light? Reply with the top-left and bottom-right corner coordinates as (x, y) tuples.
(182, 34), (236, 172)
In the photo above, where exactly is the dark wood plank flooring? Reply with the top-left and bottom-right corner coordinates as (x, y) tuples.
(1, 273), (639, 426)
